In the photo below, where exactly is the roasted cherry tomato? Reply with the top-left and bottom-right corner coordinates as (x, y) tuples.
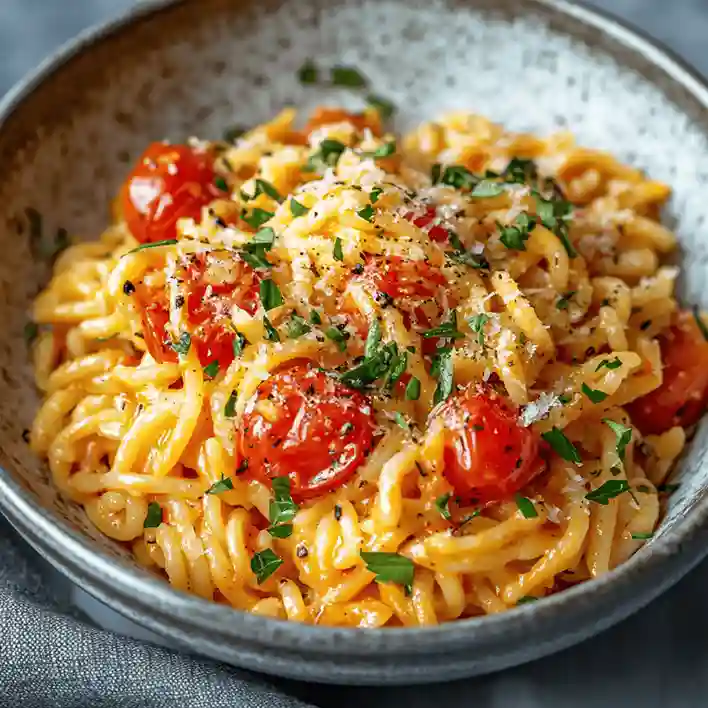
(406, 206), (449, 243)
(238, 364), (376, 499)
(304, 107), (382, 137)
(435, 386), (544, 504)
(121, 143), (223, 243)
(627, 311), (708, 435)
(136, 251), (260, 368)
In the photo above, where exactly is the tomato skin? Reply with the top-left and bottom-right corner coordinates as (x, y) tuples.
(121, 143), (222, 243)
(238, 364), (376, 499)
(406, 206), (449, 243)
(627, 311), (708, 435)
(136, 252), (260, 368)
(435, 386), (544, 504)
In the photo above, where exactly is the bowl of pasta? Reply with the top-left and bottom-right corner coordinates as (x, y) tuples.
(2, 0), (708, 685)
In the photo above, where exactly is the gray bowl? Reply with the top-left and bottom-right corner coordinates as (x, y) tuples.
(2, 0), (708, 686)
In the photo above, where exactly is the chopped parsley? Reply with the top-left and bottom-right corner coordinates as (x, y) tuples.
(331, 66), (368, 88)
(556, 291), (576, 310)
(422, 311), (464, 339)
(305, 139), (347, 172)
(169, 332), (191, 357)
(440, 164), (478, 191)
(126, 239), (177, 254)
(497, 212), (537, 250)
(431, 163), (442, 184)
(263, 315), (280, 342)
(447, 231), (488, 269)
(631, 531), (654, 540)
(470, 180), (505, 198)
(515, 495), (538, 519)
(333, 237), (344, 262)
(367, 94), (395, 119)
(242, 208), (274, 230)
(693, 306), (708, 341)
(206, 475), (234, 495)
(392, 411), (410, 431)
(581, 383), (607, 404)
(325, 326), (348, 352)
(365, 319), (382, 359)
(595, 357), (622, 372)
(358, 141), (396, 159)
(535, 194), (576, 257)
(468, 313), (489, 346)
(143, 502), (162, 528)
(360, 551), (414, 593)
(370, 186), (383, 203)
(357, 204), (375, 222)
(259, 279), (284, 311)
(309, 309), (322, 325)
(268, 477), (299, 539)
(503, 158), (538, 184)
(298, 59), (318, 84)
(224, 392), (237, 417)
(248, 178), (283, 203)
(340, 341), (404, 390)
(232, 331), (247, 358)
(214, 175), (228, 192)
(286, 313), (311, 339)
(541, 427), (582, 464)
(290, 198), (309, 217)
(517, 596), (539, 605)
(251, 548), (283, 584)
(405, 376), (421, 401)
(602, 419), (632, 462)
(435, 493), (452, 520)
(585, 479), (630, 505)
(23, 322), (38, 346)
(203, 360), (220, 378)
(432, 347), (454, 404)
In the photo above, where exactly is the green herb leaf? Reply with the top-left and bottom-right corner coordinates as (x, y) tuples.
(357, 204), (375, 222)
(392, 411), (410, 431)
(446, 231), (489, 269)
(224, 392), (237, 417)
(232, 331), (247, 358)
(517, 596), (539, 605)
(143, 502), (163, 528)
(207, 474), (234, 495)
(169, 332), (191, 357)
(360, 551), (414, 590)
(470, 180), (504, 198)
(340, 341), (399, 390)
(306, 139), (347, 172)
(370, 186), (383, 203)
(535, 194), (576, 257)
(290, 198), (309, 217)
(422, 311), (465, 340)
(431, 163), (442, 185)
(596, 357), (622, 372)
(331, 66), (368, 88)
(358, 141), (396, 159)
(23, 322), (38, 346)
(239, 249), (272, 270)
(333, 237), (344, 262)
(268, 477), (299, 538)
(298, 59), (318, 84)
(433, 348), (454, 404)
(203, 360), (220, 378)
(515, 494), (538, 519)
(286, 313), (311, 339)
(556, 291), (576, 310)
(235, 459), (249, 475)
(429, 346), (452, 378)
(631, 531), (654, 540)
(440, 165), (478, 191)
(263, 315), (280, 342)
(214, 175), (228, 192)
(602, 419), (632, 462)
(498, 212), (537, 250)
(251, 548), (283, 584)
(250, 178), (283, 203)
(503, 158), (538, 184)
(259, 279), (284, 311)
(585, 479), (630, 505)
(435, 493), (452, 520)
(309, 309), (322, 325)
(325, 326), (348, 352)
(365, 319), (381, 359)
(223, 125), (247, 142)
(384, 349), (408, 388)
(693, 306), (708, 341)
(405, 376), (421, 401)
(367, 94), (395, 119)
(126, 239), (178, 254)
(541, 427), (582, 464)
(243, 208), (274, 230)
(468, 313), (490, 346)
(582, 383), (607, 403)
(268, 525), (293, 539)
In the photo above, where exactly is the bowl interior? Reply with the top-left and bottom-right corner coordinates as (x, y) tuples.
(2, 0), (708, 602)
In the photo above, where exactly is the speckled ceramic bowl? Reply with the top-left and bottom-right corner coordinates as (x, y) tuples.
(2, 0), (708, 686)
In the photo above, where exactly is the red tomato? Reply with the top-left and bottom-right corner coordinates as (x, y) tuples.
(406, 206), (449, 243)
(238, 364), (376, 499)
(627, 311), (708, 434)
(435, 386), (544, 504)
(121, 143), (223, 243)
(136, 251), (260, 368)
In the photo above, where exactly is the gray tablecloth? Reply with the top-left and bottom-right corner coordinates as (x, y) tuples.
(2, 1), (708, 706)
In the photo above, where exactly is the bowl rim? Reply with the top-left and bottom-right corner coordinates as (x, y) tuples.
(2, 0), (708, 658)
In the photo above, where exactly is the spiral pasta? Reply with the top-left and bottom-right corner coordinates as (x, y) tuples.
(27, 106), (703, 627)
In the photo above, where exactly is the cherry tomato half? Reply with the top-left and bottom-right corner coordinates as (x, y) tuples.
(238, 364), (376, 499)
(136, 251), (260, 368)
(435, 386), (544, 504)
(121, 143), (223, 243)
(627, 311), (708, 435)
(406, 206), (449, 243)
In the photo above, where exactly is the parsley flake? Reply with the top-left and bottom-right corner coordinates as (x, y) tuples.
(468, 313), (490, 346)
(306, 139), (346, 172)
(243, 208), (274, 230)
(357, 204), (375, 222)
(405, 376), (421, 401)
(631, 531), (654, 540)
(263, 315), (280, 342)
(556, 291), (576, 310)
(392, 411), (410, 431)
(203, 360), (220, 378)
(126, 239), (178, 254)
(497, 212), (537, 250)
(309, 309), (322, 325)
(582, 383), (607, 404)
(169, 332), (191, 357)
(286, 313), (311, 339)
(232, 331), (247, 358)
(224, 392), (237, 417)
(541, 427), (581, 464)
(585, 479), (630, 505)
(331, 66), (368, 88)
(298, 60), (318, 84)
(370, 186), (383, 203)
(333, 237), (344, 262)
(435, 493), (452, 520)
(367, 94), (395, 119)
(470, 180), (504, 198)
(595, 357), (622, 372)
(432, 348), (454, 404)
(268, 477), (299, 539)
(440, 165), (478, 191)
(259, 279), (284, 311)
(251, 549), (283, 584)
(602, 419), (632, 462)
(515, 494), (538, 519)
(422, 310), (464, 340)
(214, 175), (228, 192)
(365, 319), (382, 359)
(360, 551), (414, 592)
(143, 502), (162, 528)
(325, 326), (348, 352)
(207, 475), (234, 495)
(358, 142), (396, 159)
(290, 198), (309, 217)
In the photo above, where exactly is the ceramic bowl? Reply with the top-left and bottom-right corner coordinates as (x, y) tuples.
(2, 0), (708, 686)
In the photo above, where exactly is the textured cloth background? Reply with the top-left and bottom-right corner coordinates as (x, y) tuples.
(2, 1), (708, 706)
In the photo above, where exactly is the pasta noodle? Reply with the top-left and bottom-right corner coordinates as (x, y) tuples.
(27, 104), (706, 628)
